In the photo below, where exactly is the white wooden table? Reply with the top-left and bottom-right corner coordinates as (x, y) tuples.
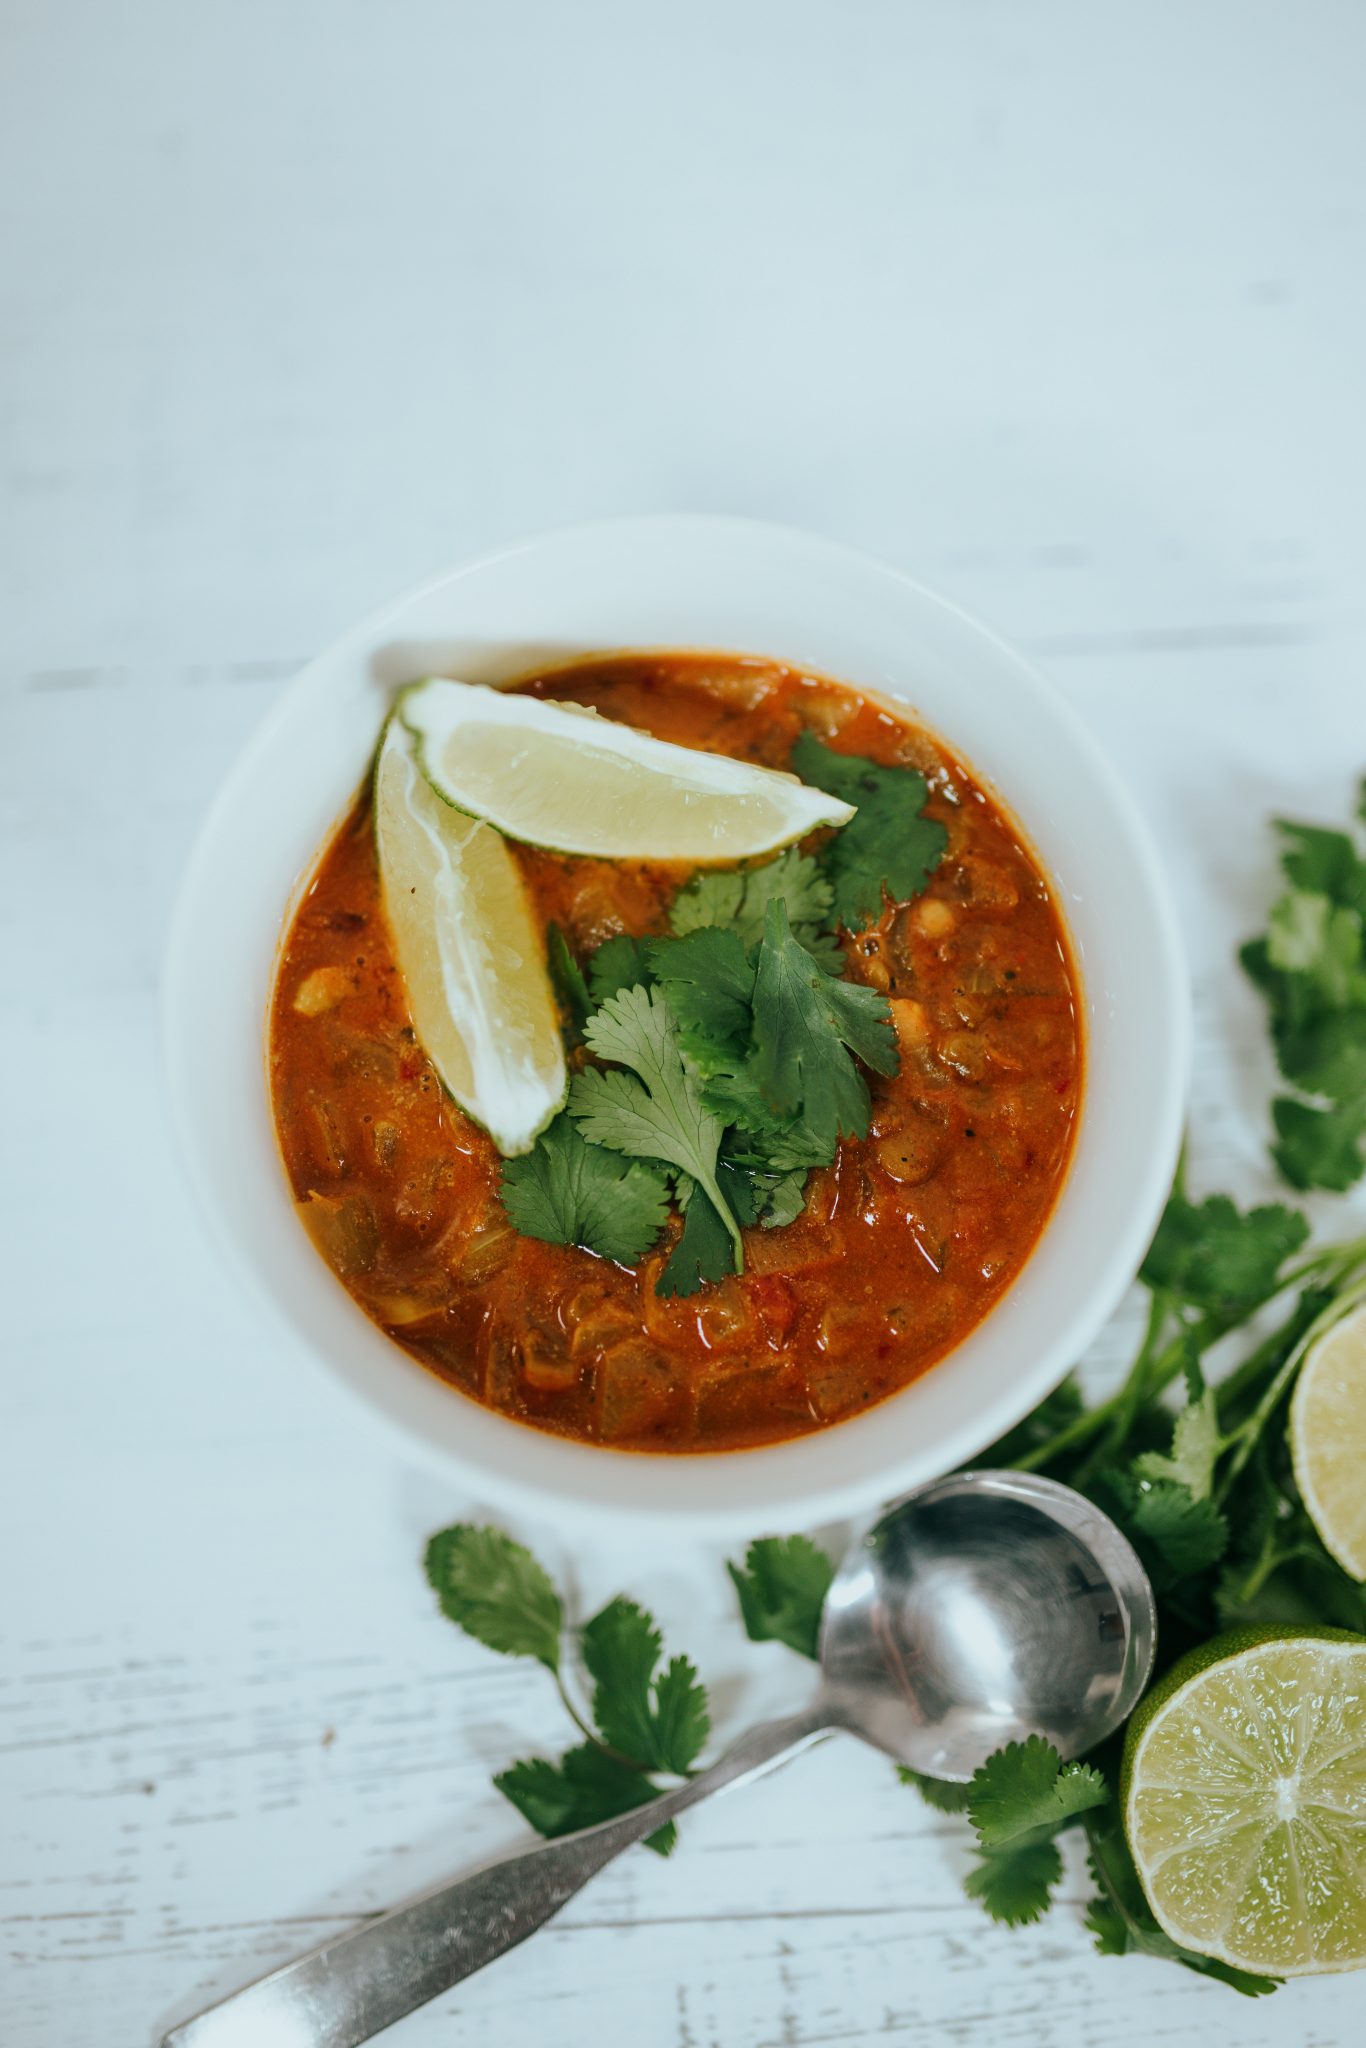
(4, 4), (1366, 2042)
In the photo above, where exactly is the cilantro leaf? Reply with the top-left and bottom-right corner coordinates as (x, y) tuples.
(967, 1736), (1108, 1849)
(580, 1596), (709, 1774)
(424, 1525), (563, 1669)
(669, 868), (751, 936)
(500, 1113), (671, 1265)
(759, 1168), (809, 1229)
(950, 1739), (1108, 1929)
(964, 1837), (1064, 1926)
(715, 1156), (769, 1227)
(1133, 1387), (1220, 1500)
(570, 985), (743, 1267)
(727, 1534), (836, 1659)
(1083, 1892), (1131, 1956)
(1274, 1009), (1366, 1102)
(1275, 819), (1366, 915)
(652, 1660), (710, 1778)
(897, 1767), (973, 1813)
(495, 1743), (676, 1856)
(1272, 1095), (1366, 1192)
(546, 923), (591, 1031)
(1129, 1480), (1231, 1582)
(791, 733), (947, 930)
(1098, 1472), (1229, 1591)
(670, 847), (838, 966)
(713, 900), (897, 1150)
(588, 934), (654, 1004)
(1241, 934), (1322, 1038)
(716, 1132), (819, 1229)
(1265, 891), (1365, 1006)
(1139, 1192), (1309, 1319)
(702, 1066), (834, 1166)
(581, 1598), (663, 1762)
(1244, 799), (1366, 1195)
(657, 1178), (738, 1297)
(646, 926), (755, 1073)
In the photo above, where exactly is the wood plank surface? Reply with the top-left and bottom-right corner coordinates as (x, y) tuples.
(3, 5), (1365, 2041)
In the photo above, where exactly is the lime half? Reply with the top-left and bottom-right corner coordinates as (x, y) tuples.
(374, 719), (566, 1155)
(398, 676), (855, 862)
(1291, 1298), (1366, 1581)
(1123, 1630), (1366, 1975)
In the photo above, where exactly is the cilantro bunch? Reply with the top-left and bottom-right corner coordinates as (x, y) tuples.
(502, 739), (944, 1295)
(961, 1183), (1366, 1994)
(422, 780), (1366, 1998)
(1242, 779), (1366, 1190)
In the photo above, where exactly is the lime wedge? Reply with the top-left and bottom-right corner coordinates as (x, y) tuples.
(1123, 1629), (1366, 1975)
(374, 719), (566, 1155)
(398, 677), (855, 861)
(1291, 1298), (1366, 1580)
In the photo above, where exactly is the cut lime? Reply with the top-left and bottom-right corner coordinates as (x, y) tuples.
(1123, 1629), (1366, 1975)
(374, 719), (566, 1155)
(398, 676), (855, 861)
(1291, 1298), (1366, 1581)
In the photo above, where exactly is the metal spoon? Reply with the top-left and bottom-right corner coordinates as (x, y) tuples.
(162, 1470), (1156, 2048)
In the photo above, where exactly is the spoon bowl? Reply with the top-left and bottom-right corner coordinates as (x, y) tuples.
(822, 1470), (1157, 1778)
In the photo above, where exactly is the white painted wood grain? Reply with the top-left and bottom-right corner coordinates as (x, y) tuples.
(4, 3), (1366, 2042)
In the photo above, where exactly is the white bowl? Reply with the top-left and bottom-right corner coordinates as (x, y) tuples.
(164, 516), (1188, 1534)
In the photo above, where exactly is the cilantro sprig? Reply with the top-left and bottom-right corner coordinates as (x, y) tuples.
(1242, 781), (1366, 1189)
(705, 901), (898, 1153)
(959, 1739), (1108, 1927)
(499, 751), (918, 1294)
(571, 984), (745, 1269)
(424, 1524), (708, 1856)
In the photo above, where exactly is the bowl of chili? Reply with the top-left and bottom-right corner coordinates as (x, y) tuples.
(164, 516), (1188, 1532)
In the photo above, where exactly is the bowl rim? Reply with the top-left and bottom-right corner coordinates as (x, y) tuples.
(162, 513), (1190, 1535)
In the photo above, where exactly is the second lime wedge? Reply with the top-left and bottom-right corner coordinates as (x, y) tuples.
(374, 719), (566, 1156)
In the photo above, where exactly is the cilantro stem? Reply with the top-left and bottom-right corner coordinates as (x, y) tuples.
(1008, 1404), (1109, 1473)
(1010, 1231), (1366, 1480)
(1081, 1807), (1146, 1947)
(1275, 1235), (1366, 1298)
(1014, 1301), (1186, 1479)
(1209, 1292), (1330, 1421)
(553, 1669), (607, 1751)
(1222, 1525), (1326, 1610)
(1068, 1293), (1171, 1487)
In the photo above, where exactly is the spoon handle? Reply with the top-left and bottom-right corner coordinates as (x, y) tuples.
(161, 1703), (831, 2048)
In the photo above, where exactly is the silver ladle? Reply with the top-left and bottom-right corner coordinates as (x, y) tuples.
(163, 1470), (1156, 2048)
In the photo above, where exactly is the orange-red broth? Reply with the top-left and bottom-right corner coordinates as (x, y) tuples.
(268, 655), (1082, 1451)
